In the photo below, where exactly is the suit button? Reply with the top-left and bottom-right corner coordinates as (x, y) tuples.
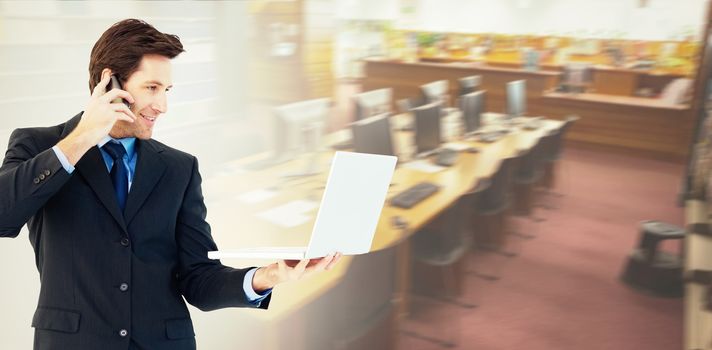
(119, 329), (128, 337)
(120, 238), (130, 247)
(33, 178), (40, 184)
(44, 170), (51, 176)
(38, 174), (46, 180)
(119, 283), (129, 292)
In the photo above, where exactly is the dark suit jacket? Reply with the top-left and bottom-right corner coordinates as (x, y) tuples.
(0, 113), (270, 350)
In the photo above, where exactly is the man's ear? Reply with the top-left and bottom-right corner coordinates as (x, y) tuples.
(101, 68), (113, 82)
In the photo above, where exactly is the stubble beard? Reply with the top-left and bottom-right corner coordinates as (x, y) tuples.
(109, 120), (152, 140)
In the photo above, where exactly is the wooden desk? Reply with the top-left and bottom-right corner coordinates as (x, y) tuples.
(539, 92), (694, 161)
(417, 56), (688, 96)
(591, 67), (639, 96)
(362, 58), (694, 161)
(591, 66), (686, 96)
(684, 200), (712, 350)
(362, 58), (560, 114)
(200, 115), (564, 348)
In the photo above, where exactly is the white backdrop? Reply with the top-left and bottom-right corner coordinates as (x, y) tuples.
(0, 2), (267, 349)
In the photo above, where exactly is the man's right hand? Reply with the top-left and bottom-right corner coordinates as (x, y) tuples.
(56, 71), (136, 166)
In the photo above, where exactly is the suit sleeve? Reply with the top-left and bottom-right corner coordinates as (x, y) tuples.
(175, 156), (271, 311)
(0, 129), (72, 237)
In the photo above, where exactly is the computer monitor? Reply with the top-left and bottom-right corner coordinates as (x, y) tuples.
(413, 102), (442, 154)
(273, 98), (331, 158)
(351, 113), (396, 156)
(506, 80), (526, 118)
(522, 49), (540, 71)
(420, 80), (449, 106)
(458, 75), (482, 96)
(353, 88), (392, 121)
(460, 90), (485, 133)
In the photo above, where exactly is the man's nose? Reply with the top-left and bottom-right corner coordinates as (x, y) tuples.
(152, 94), (167, 114)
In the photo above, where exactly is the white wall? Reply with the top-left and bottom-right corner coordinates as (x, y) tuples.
(336, 0), (709, 40)
(336, 0), (399, 20)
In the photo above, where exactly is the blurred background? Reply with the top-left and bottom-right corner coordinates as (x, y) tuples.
(1, 0), (711, 349)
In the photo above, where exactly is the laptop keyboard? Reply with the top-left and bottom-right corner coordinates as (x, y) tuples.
(477, 131), (507, 143)
(390, 182), (440, 209)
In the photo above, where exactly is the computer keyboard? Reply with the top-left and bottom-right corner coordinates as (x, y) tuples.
(390, 182), (440, 209)
(434, 148), (459, 166)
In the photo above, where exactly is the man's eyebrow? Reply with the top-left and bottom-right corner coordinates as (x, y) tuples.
(144, 80), (173, 89)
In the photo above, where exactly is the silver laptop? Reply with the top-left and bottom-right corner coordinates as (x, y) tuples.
(208, 151), (398, 260)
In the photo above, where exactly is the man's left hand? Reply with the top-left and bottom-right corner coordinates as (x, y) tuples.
(251, 253), (342, 293)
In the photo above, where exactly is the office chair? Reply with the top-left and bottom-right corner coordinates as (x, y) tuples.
(458, 75), (482, 96)
(531, 129), (562, 211)
(410, 194), (477, 306)
(458, 179), (504, 282)
(507, 135), (550, 242)
(407, 193), (480, 348)
(540, 115), (579, 198)
(512, 135), (548, 218)
(470, 156), (519, 260)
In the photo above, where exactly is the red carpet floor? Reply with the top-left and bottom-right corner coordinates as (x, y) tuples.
(398, 147), (685, 350)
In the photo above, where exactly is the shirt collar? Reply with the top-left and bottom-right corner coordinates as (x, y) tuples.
(97, 136), (137, 159)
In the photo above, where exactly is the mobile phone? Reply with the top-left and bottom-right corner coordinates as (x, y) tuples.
(109, 75), (131, 108)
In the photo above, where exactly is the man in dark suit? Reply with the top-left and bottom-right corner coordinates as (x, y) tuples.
(0, 19), (340, 350)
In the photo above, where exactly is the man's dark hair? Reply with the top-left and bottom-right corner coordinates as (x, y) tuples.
(88, 18), (184, 92)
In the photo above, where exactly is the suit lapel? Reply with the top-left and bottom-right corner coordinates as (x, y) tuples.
(62, 113), (166, 231)
(75, 146), (129, 234)
(124, 139), (166, 226)
(65, 112), (129, 233)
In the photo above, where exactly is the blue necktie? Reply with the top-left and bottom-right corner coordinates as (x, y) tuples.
(102, 142), (128, 211)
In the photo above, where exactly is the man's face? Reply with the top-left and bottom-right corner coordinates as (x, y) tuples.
(109, 54), (173, 140)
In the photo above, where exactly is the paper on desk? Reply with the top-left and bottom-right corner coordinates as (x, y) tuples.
(255, 200), (319, 228)
(237, 189), (278, 204)
(402, 160), (447, 173)
(277, 199), (319, 214)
